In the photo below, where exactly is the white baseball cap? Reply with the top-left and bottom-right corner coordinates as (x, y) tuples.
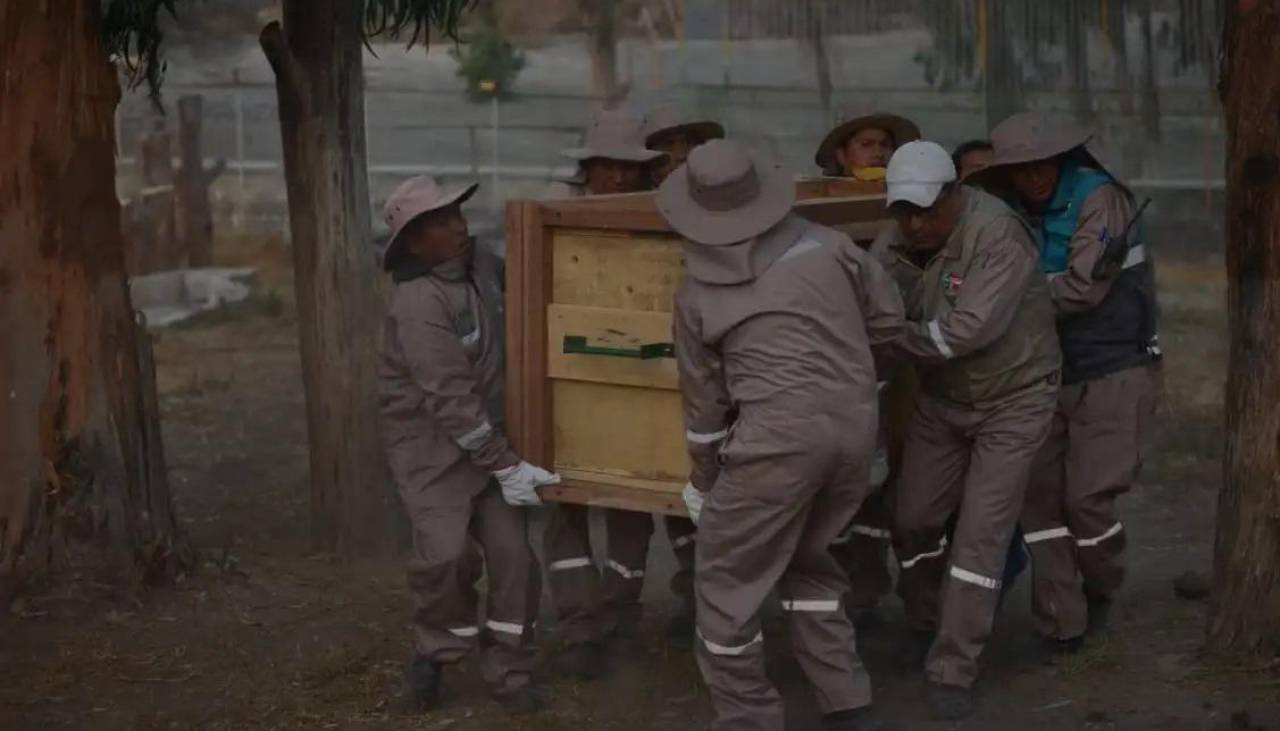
(886, 140), (958, 208)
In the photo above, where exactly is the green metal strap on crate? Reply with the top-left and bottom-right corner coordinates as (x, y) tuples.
(562, 335), (674, 360)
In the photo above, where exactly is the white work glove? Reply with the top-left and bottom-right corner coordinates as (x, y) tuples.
(683, 482), (706, 524)
(494, 461), (561, 506)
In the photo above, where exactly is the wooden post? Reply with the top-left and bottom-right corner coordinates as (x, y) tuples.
(1208, 0), (1280, 657)
(260, 1), (397, 556)
(174, 95), (225, 268)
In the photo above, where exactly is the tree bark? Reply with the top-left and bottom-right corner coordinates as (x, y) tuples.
(0, 0), (189, 601)
(1207, 0), (1280, 658)
(260, 1), (396, 556)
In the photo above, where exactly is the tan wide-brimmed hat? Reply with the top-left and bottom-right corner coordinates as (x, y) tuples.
(969, 112), (1096, 190)
(378, 176), (477, 270)
(642, 104), (725, 149)
(657, 139), (795, 246)
(984, 112), (1092, 169)
(814, 109), (922, 172)
(561, 108), (668, 163)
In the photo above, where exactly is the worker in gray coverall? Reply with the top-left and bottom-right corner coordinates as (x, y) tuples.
(978, 112), (1161, 651)
(542, 108), (672, 679)
(642, 103), (726, 640)
(376, 176), (561, 715)
(872, 141), (1062, 720)
(661, 139), (904, 731)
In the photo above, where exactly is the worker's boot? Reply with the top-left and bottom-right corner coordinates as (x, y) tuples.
(1041, 634), (1085, 657)
(390, 654), (441, 715)
(926, 681), (974, 721)
(665, 600), (696, 645)
(900, 628), (934, 671)
(491, 676), (545, 715)
(823, 704), (894, 730)
(1086, 591), (1113, 637)
(555, 640), (607, 681)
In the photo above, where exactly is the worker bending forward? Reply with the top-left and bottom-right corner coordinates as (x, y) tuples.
(873, 142), (1061, 720)
(660, 139), (903, 731)
(377, 177), (559, 714)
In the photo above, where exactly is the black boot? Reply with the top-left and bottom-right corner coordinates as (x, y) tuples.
(555, 640), (607, 681)
(901, 629), (934, 671)
(1086, 592), (1113, 637)
(824, 704), (893, 730)
(390, 654), (441, 715)
(926, 681), (974, 721)
(1041, 633), (1085, 657)
(666, 601), (696, 645)
(491, 678), (545, 715)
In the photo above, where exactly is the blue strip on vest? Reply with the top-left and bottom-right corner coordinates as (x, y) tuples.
(1039, 160), (1114, 274)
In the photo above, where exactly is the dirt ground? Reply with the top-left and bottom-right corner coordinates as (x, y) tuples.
(2, 237), (1278, 731)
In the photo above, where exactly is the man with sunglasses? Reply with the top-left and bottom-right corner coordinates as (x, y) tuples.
(871, 141), (1061, 720)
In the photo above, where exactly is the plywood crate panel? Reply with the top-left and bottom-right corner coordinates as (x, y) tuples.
(506, 185), (888, 515)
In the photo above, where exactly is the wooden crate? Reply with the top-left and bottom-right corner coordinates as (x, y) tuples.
(505, 184), (888, 516)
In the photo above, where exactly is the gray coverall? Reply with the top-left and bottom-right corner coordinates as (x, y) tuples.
(540, 180), (666, 644)
(378, 246), (540, 691)
(1021, 183), (1160, 641)
(872, 187), (1062, 689)
(677, 214), (905, 731)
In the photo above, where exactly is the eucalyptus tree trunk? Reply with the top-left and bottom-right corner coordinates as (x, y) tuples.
(0, 0), (188, 601)
(1208, 0), (1280, 658)
(260, 0), (396, 556)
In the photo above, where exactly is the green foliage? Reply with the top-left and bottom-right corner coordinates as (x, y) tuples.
(100, 0), (180, 102)
(99, 0), (479, 101)
(449, 25), (526, 101)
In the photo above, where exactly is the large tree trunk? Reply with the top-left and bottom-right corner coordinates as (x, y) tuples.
(1207, 0), (1280, 657)
(0, 0), (188, 601)
(260, 2), (396, 556)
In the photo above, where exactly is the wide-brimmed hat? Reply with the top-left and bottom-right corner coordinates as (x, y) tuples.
(561, 109), (668, 163)
(378, 176), (477, 271)
(973, 112), (1094, 186)
(814, 109), (922, 172)
(642, 104), (725, 148)
(657, 139), (795, 246)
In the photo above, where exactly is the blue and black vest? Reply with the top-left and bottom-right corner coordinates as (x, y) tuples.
(1033, 161), (1160, 385)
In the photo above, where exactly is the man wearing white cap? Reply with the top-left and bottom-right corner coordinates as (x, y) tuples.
(660, 139), (904, 731)
(872, 142), (1061, 719)
(377, 176), (560, 714)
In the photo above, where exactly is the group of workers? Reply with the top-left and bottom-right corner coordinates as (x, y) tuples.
(373, 102), (1160, 729)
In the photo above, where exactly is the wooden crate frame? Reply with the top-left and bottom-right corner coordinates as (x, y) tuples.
(505, 185), (887, 515)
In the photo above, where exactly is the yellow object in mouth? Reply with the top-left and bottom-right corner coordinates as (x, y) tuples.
(852, 167), (888, 182)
